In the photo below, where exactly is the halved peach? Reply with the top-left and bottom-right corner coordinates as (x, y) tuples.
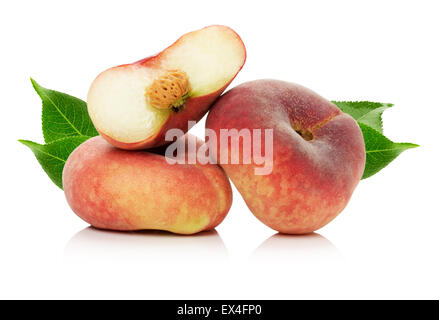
(87, 25), (246, 150)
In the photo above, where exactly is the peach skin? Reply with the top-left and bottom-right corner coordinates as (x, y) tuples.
(62, 135), (233, 235)
(206, 80), (366, 234)
(87, 25), (246, 150)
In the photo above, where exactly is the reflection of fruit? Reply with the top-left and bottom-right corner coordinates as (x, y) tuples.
(62, 136), (233, 235)
(206, 80), (365, 234)
(65, 228), (228, 262)
(87, 25), (246, 150)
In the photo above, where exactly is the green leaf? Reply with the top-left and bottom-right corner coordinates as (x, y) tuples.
(31, 78), (98, 143)
(332, 101), (392, 133)
(359, 123), (418, 179)
(19, 136), (90, 189)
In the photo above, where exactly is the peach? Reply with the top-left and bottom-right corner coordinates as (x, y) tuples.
(206, 80), (365, 234)
(87, 25), (246, 150)
(62, 135), (232, 234)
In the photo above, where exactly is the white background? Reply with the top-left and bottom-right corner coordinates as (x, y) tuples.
(1, 0), (438, 299)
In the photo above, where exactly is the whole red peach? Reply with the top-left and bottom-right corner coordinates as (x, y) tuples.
(206, 80), (365, 234)
(63, 136), (232, 234)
